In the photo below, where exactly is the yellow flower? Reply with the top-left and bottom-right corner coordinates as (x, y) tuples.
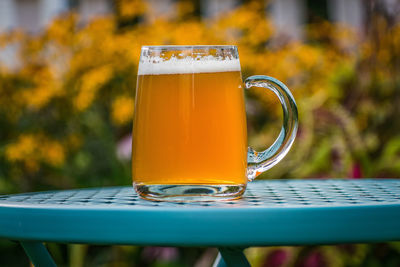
(5, 134), (36, 161)
(117, 0), (147, 18)
(21, 84), (61, 109)
(5, 134), (66, 170)
(112, 95), (134, 125)
(66, 134), (82, 150)
(177, 1), (195, 17)
(74, 65), (113, 111)
(45, 13), (77, 45)
(42, 140), (65, 166)
(16, 66), (63, 109)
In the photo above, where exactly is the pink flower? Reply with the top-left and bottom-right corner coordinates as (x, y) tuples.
(297, 251), (326, 267)
(116, 134), (132, 161)
(351, 163), (362, 179)
(141, 247), (179, 262)
(263, 249), (288, 267)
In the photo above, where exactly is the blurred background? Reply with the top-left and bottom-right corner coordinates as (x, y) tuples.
(1, 0), (400, 266)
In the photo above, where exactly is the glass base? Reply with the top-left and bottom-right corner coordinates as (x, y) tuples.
(134, 183), (246, 202)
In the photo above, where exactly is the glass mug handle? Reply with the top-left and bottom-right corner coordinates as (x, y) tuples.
(245, 75), (298, 181)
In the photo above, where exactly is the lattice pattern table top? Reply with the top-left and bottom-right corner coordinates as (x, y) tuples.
(0, 179), (400, 246)
(1, 179), (400, 208)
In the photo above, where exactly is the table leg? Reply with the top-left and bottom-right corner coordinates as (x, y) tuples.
(214, 247), (250, 267)
(20, 241), (57, 267)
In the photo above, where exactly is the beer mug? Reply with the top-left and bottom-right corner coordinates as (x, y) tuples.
(132, 45), (298, 201)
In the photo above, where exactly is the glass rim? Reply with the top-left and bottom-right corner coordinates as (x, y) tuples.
(141, 45), (237, 51)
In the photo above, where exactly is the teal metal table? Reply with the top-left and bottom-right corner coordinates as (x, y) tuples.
(0, 179), (400, 267)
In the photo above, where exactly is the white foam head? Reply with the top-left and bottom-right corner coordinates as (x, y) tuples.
(138, 56), (241, 75)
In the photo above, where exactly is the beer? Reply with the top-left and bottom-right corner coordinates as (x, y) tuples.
(132, 58), (248, 186)
(132, 45), (298, 201)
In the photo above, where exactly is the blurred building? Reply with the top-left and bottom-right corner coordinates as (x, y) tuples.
(0, 0), (112, 33)
(0, 0), (371, 67)
(0, 0), (68, 33)
(0, 0), (367, 37)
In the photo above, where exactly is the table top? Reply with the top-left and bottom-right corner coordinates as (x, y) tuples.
(0, 179), (399, 247)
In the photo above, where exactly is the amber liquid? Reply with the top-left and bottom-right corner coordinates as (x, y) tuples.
(132, 71), (247, 185)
